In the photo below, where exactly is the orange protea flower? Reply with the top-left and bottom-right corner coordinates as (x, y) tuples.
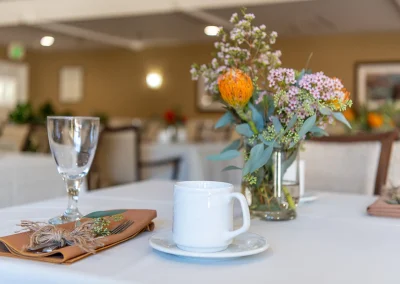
(367, 112), (384, 128)
(343, 108), (355, 122)
(218, 68), (253, 109)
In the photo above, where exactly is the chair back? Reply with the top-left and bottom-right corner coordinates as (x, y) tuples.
(302, 131), (398, 195)
(387, 139), (400, 188)
(186, 119), (202, 142)
(28, 124), (50, 153)
(0, 124), (30, 152)
(92, 126), (140, 188)
(142, 120), (161, 142)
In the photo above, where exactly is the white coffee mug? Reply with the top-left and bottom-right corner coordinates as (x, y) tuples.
(173, 181), (251, 253)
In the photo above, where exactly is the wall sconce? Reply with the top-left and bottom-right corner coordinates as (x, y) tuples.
(146, 72), (163, 89)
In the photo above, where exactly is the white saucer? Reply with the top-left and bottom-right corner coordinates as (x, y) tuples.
(299, 192), (318, 204)
(149, 231), (269, 259)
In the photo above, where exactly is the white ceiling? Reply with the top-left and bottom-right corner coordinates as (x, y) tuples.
(0, 0), (398, 50)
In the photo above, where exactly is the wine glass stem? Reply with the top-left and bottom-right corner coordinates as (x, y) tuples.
(64, 178), (83, 218)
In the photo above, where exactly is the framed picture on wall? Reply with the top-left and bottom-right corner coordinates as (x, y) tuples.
(355, 61), (400, 110)
(59, 66), (84, 103)
(196, 76), (224, 112)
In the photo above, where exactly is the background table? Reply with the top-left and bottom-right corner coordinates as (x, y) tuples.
(0, 153), (65, 208)
(142, 143), (243, 184)
(0, 180), (398, 284)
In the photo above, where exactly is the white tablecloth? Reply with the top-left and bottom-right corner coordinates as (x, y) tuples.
(0, 153), (65, 208)
(142, 143), (243, 184)
(0, 180), (398, 284)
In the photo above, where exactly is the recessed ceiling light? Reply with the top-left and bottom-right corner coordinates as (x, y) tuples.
(204, 26), (220, 36)
(40, 36), (55, 47)
(146, 72), (163, 89)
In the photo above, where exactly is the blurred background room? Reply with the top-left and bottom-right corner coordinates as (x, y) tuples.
(0, 0), (399, 207)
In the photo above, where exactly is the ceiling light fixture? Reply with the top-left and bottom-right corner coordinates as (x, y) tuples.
(40, 36), (55, 47)
(146, 72), (163, 89)
(204, 26), (220, 36)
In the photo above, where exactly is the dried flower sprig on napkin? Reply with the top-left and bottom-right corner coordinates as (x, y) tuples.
(18, 210), (127, 253)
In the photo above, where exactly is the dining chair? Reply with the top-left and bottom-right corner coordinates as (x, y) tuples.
(27, 123), (50, 153)
(387, 139), (400, 188)
(301, 131), (398, 195)
(0, 124), (30, 152)
(89, 126), (182, 190)
(107, 117), (144, 128)
(185, 119), (202, 142)
(142, 120), (162, 142)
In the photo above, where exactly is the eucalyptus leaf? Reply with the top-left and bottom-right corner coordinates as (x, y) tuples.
(285, 115), (297, 131)
(221, 139), (241, 153)
(310, 126), (328, 137)
(299, 114), (316, 138)
(243, 143), (264, 176)
(319, 107), (332, 116)
(333, 112), (352, 129)
(236, 123), (254, 138)
(243, 144), (273, 176)
(281, 148), (299, 176)
(255, 166), (266, 188)
(249, 102), (264, 131)
(265, 95), (275, 118)
(84, 209), (127, 219)
(215, 111), (234, 129)
(271, 116), (282, 133)
(222, 165), (242, 172)
(208, 150), (241, 161)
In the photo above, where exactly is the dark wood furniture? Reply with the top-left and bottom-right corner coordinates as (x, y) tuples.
(89, 125), (182, 190)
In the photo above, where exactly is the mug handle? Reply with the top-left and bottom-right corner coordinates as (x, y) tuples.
(224, 192), (251, 241)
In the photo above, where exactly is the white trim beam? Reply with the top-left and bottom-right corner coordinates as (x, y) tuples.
(34, 23), (144, 50)
(0, 0), (312, 27)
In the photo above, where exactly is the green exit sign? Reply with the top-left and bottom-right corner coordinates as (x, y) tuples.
(7, 43), (25, 61)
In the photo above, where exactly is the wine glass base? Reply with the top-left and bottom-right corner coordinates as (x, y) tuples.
(48, 212), (83, 225)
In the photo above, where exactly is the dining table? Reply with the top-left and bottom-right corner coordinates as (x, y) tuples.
(0, 180), (398, 284)
(0, 152), (65, 208)
(141, 142), (243, 184)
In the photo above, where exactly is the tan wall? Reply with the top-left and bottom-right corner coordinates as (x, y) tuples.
(5, 32), (400, 118)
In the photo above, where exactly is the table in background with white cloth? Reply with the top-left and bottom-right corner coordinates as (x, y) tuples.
(142, 143), (243, 184)
(0, 153), (65, 208)
(0, 180), (398, 284)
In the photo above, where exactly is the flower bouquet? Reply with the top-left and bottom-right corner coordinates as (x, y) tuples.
(344, 102), (400, 133)
(191, 9), (352, 220)
(162, 109), (187, 143)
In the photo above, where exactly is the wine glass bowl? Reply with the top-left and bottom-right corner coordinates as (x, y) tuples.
(47, 116), (100, 224)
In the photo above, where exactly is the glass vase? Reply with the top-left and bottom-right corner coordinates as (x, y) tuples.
(242, 147), (300, 221)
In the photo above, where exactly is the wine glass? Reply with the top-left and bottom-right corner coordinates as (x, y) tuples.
(47, 116), (100, 224)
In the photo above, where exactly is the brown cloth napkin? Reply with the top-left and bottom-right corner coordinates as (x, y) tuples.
(367, 198), (400, 218)
(0, 209), (156, 264)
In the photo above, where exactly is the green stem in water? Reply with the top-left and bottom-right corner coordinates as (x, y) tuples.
(282, 185), (296, 210)
(236, 108), (259, 135)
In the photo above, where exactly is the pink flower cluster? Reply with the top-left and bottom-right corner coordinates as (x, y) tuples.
(298, 72), (344, 101)
(267, 68), (296, 89)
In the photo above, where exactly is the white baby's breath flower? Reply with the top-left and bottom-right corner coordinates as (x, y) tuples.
(244, 13), (255, 21)
(271, 31), (278, 38)
(260, 24), (266, 30)
(211, 58), (218, 69)
(190, 67), (199, 80)
(230, 13), (238, 23)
